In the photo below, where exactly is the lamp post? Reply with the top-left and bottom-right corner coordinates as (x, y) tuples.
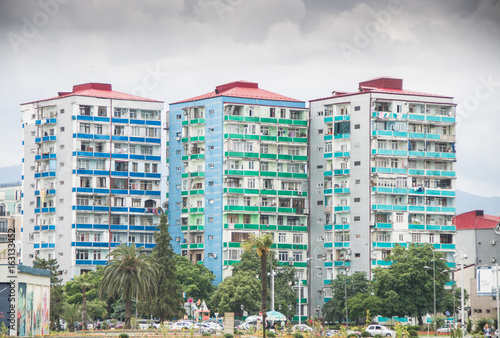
(344, 269), (349, 330)
(424, 250), (447, 334)
(298, 280), (303, 326)
(288, 305), (293, 323)
(241, 304), (244, 319)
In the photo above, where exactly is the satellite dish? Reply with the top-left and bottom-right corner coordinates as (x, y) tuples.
(495, 222), (500, 235)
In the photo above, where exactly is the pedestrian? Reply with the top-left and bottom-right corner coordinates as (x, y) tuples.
(485, 324), (492, 338)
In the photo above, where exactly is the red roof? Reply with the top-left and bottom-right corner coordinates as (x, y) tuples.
(24, 83), (163, 104)
(454, 210), (500, 230)
(172, 80), (303, 104)
(310, 77), (453, 102)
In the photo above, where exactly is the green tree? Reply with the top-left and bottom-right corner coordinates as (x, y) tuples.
(347, 294), (383, 325)
(233, 250), (297, 315)
(372, 244), (449, 326)
(63, 303), (81, 332)
(87, 299), (108, 322)
(322, 271), (370, 323)
(175, 255), (215, 305)
(242, 233), (273, 338)
(73, 272), (93, 330)
(211, 271), (261, 314)
(99, 243), (158, 329)
(149, 211), (183, 321)
(33, 257), (64, 330)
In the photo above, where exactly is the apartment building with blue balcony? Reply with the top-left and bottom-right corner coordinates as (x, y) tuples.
(167, 81), (310, 320)
(21, 83), (163, 281)
(309, 77), (457, 311)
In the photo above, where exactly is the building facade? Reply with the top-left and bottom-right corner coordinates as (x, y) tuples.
(167, 81), (310, 319)
(0, 183), (23, 264)
(21, 83), (163, 281)
(309, 77), (457, 311)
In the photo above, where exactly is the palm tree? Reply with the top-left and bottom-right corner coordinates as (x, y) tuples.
(63, 303), (81, 332)
(99, 243), (158, 329)
(242, 233), (273, 338)
(73, 272), (93, 330)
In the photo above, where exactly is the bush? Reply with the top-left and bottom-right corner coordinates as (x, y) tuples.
(361, 330), (371, 337)
(202, 333), (211, 336)
(374, 334), (383, 338)
(407, 326), (421, 332)
(408, 329), (418, 337)
(348, 334), (359, 338)
(293, 333), (304, 338)
(119, 334), (129, 338)
(223, 334), (234, 338)
(267, 331), (277, 337)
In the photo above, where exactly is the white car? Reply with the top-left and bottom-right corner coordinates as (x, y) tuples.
(171, 321), (196, 330)
(365, 325), (395, 337)
(293, 324), (313, 332)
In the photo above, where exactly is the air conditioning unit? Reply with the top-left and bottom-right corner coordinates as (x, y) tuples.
(176, 137), (181, 141)
(303, 209), (309, 214)
(491, 240), (496, 245)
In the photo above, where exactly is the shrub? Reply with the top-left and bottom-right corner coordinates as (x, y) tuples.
(293, 333), (304, 338)
(374, 334), (383, 338)
(361, 330), (371, 337)
(267, 331), (277, 337)
(202, 333), (212, 336)
(119, 334), (129, 338)
(407, 326), (421, 332)
(223, 334), (234, 338)
(348, 334), (359, 338)
(408, 329), (418, 337)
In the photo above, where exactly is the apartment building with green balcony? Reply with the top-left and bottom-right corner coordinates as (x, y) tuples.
(308, 77), (457, 311)
(167, 81), (310, 320)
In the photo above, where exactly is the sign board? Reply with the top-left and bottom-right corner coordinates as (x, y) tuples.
(224, 312), (234, 335)
(477, 266), (496, 297)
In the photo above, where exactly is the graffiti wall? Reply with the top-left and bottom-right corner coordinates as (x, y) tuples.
(17, 282), (49, 336)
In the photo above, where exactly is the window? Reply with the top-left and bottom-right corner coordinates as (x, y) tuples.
(412, 234), (421, 242)
(318, 129), (323, 134)
(278, 251), (289, 261)
(278, 233), (286, 243)
(209, 181), (214, 186)
(429, 234), (434, 243)
(95, 125), (102, 134)
(355, 179), (360, 184)
(79, 123), (91, 133)
(76, 250), (89, 260)
(293, 251), (303, 262)
(354, 198), (360, 202)
(98, 106), (107, 116)
(354, 216), (360, 221)
(354, 161), (361, 166)
(354, 124), (360, 129)
(209, 163), (214, 168)
(176, 115), (181, 119)
(114, 162), (128, 172)
(354, 106), (360, 111)
(293, 233), (303, 244)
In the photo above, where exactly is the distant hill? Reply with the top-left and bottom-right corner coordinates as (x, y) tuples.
(456, 190), (500, 216)
(0, 164), (22, 185)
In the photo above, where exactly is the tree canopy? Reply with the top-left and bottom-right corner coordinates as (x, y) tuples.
(99, 243), (158, 329)
(150, 211), (183, 321)
(372, 244), (450, 325)
(175, 255), (215, 304)
(211, 270), (261, 314)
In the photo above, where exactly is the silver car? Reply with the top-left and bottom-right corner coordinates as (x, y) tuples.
(365, 325), (396, 337)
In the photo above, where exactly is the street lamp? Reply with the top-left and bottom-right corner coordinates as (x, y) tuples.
(288, 305), (293, 322)
(453, 252), (467, 330)
(344, 269), (349, 330)
(279, 304), (282, 311)
(424, 251), (447, 334)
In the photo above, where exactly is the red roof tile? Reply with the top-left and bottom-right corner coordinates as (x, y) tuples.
(172, 80), (303, 104)
(454, 210), (500, 230)
(24, 83), (163, 104)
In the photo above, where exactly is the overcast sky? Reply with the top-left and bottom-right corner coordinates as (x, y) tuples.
(1, 0), (499, 197)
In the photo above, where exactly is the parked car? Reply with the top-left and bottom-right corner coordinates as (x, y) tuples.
(293, 324), (313, 332)
(494, 329), (498, 338)
(365, 325), (396, 337)
(171, 321), (196, 330)
(437, 323), (467, 334)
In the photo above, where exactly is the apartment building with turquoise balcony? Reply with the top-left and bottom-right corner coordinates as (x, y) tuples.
(167, 81), (310, 320)
(308, 77), (457, 310)
(21, 83), (163, 282)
